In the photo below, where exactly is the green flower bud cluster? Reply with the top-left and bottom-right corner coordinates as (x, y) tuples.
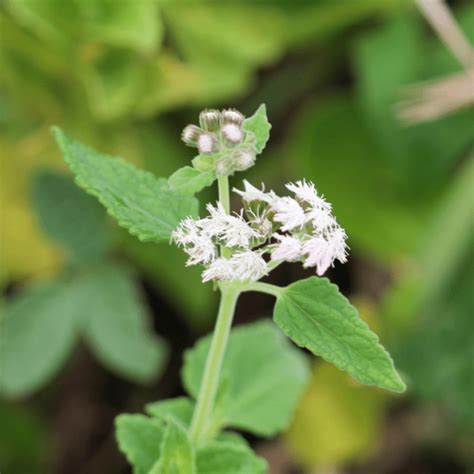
(181, 109), (257, 176)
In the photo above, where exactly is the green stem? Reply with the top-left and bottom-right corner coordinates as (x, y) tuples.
(217, 176), (231, 258)
(217, 176), (230, 214)
(189, 286), (239, 442)
(246, 281), (283, 298)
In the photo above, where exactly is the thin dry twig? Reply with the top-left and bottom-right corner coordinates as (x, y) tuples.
(397, 0), (474, 124)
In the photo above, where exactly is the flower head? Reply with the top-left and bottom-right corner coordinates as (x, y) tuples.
(271, 197), (306, 231)
(271, 234), (302, 262)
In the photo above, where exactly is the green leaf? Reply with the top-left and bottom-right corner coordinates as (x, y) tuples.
(273, 277), (405, 393)
(119, 233), (217, 331)
(0, 282), (81, 397)
(78, 0), (162, 52)
(168, 166), (215, 194)
(146, 397), (195, 428)
(30, 169), (109, 263)
(52, 127), (199, 242)
(115, 414), (164, 474)
(150, 418), (195, 474)
(243, 104), (271, 154)
(191, 154), (216, 172)
(183, 320), (310, 436)
(196, 440), (267, 474)
(81, 263), (167, 383)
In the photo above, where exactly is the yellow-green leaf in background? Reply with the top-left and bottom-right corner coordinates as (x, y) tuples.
(286, 363), (386, 470)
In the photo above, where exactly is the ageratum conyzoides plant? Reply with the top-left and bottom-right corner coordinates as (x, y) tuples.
(53, 105), (405, 473)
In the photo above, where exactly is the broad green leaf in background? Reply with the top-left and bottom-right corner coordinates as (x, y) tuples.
(243, 104), (271, 154)
(119, 234), (217, 330)
(273, 277), (405, 393)
(0, 282), (82, 397)
(146, 397), (195, 428)
(115, 414), (164, 474)
(395, 266), (474, 427)
(30, 170), (109, 264)
(286, 363), (386, 469)
(168, 166), (216, 195)
(77, 0), (162, 52)
(163, 4), (285, 68)
(183, 320), (310, 437)
(150, 418), (195, 474)
(6, 0), (161, 52)
(196, 440), (267, 474)
(289, 97), (425, 261)
(52, 127), (199, 242)
(81, 263), (167, 383)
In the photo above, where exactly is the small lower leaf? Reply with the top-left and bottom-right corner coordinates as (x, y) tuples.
(273, 277), (406, 393)
(149, 418), (195, 474)
(115, 414), (165, 474)
(146, 397), (195, 427)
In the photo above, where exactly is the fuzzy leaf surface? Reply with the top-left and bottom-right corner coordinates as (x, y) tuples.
(168, 166), (215, 194)
(115, 414), (164, 474)
(243, 104), (271, 153)
(149, 418), (195, 474)
(183, 320), (309, 436)
(53, 127), (198, 242)
(274, 277), (405, 393)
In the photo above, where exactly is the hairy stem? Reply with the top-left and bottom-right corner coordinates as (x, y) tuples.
(189, 174), (236, 442)
(189, 286), (239, 441)
(217, 176), (231, 258)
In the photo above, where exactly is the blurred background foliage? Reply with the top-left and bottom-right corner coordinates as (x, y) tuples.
(0, 0), (473, 473)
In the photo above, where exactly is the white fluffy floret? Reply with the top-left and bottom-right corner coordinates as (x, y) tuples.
(271, 197), (306, 231)
(205, 203), (261, 248)
(302, 227), (348, 275)
(172, 218), (216, 266)
(202, 251), (267, 282)
(286, 180), (331, 211)
(233, 180), (275, 204)
(271, 234), (302, 262)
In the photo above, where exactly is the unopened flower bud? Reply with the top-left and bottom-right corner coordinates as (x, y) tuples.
(197, 133), (219, 154)
(221, 123), (243, 145)
(199, 109), (221, 132)
(181, 125), (202, 146)
(216, 155), (233, 176)
(233, 148), (256, 171)
(222, 109), (244, 126)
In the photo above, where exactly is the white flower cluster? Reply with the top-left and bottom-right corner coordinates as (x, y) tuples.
(181, 109), (257, 176)
(236, 180), (348, 276)
(172, 180), (348, 283)
(172, 203), (268, 283)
